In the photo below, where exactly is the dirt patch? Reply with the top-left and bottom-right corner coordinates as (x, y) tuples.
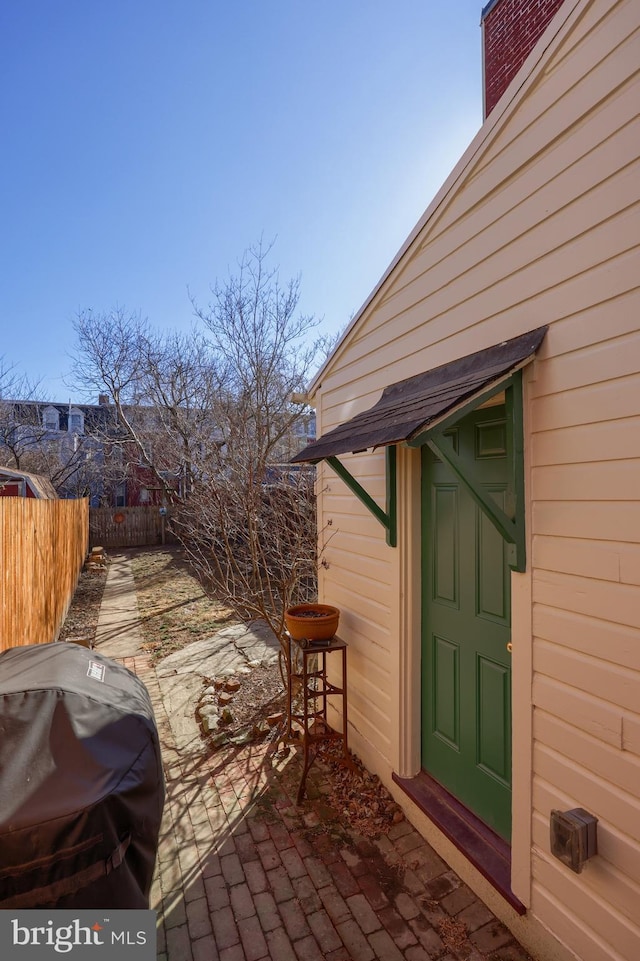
(58, 565), (107, 644)
(128, 546), (236, 662)
(200, 662), (288, 744)
(61, 546), (405, 841)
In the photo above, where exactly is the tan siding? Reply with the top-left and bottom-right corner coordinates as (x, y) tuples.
(332, 596), (391, 646)
(534, 710), (640, 803)
(532, 328), (640, 398)
(532, 461), (640, 500)
(471, 0), (630, 176)
(327, 565), (392, 608)
(619, 547), (640, 585)
(532, 535), (621, 580)
(533, 673), (622, 748)
(328, 540), (390, 579)
(531, 373), (640, 431)
(529, 287), (640, 362)
(534, 742), (640, 843)
(313, 1), (640, 956)
(534, 570), (640, 627)
(533, 605), (640, 671)
(531, 820), (640, 932)
(319, 448), (396, 768)
(534, 777), (640, 887)
(323, 509), (385, 544)
(532, 857), (640, 959)
(534, 640), (640, 714)
(623, 714), (640, 755)
(532, 417), (640, 467)
(531, 881), (634, 961)
(533, 501), (640, 542)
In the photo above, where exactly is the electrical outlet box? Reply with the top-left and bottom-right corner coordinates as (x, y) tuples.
(550, 808), (598, 873)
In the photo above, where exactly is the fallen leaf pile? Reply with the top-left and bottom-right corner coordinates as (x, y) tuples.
(321, 743), (404, 837)
(437, 915), (471, 954)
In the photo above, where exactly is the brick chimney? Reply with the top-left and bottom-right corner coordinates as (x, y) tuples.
(98, 394), (110, 405)
(482, 0), (567, 118)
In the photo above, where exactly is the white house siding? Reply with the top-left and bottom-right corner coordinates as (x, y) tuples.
(314, 1), (640, 958)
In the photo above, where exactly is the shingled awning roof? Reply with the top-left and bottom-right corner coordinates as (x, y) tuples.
(292, 326), (547, 463)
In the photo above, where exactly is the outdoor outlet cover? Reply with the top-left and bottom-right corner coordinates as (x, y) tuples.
(550, 807), (598, 873)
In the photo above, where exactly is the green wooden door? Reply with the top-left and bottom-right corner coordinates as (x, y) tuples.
(421, 405), (512, 840)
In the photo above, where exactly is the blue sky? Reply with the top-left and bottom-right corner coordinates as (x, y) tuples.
(1, 1), (484, 400)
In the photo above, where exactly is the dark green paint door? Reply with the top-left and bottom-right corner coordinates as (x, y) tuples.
(421, 406), (512, 840)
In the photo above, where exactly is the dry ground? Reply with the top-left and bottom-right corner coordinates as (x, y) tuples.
(58, 564), (108, 643)
(128, 546), (235, 660)
(56, 549), (533, 959)
(60, 546), (404, 838)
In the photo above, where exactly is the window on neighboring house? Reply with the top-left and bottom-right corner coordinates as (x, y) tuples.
(68, 409), (84, 434)
(43, 406), (59, 431)
(115, 483), (127, 507)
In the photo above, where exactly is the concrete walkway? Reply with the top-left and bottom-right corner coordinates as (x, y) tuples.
(95, 554), (533, 961)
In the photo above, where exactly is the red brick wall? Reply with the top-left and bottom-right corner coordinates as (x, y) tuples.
(483, 0), (567, 117)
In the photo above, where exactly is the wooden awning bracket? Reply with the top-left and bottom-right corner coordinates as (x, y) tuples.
(411, 372), (526, 571)
(318, 372), (525, 566)
(326, 446), (397, 547)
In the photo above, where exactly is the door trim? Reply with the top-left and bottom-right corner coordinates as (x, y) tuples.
(392, 769), (525, 913)
(393, 367), (534, 909)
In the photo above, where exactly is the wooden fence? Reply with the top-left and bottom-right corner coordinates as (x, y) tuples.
(0, 497), (89, 652)
(89, 506), (178, 549)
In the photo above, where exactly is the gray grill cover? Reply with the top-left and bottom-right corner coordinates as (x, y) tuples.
(0, 643), (164, 909)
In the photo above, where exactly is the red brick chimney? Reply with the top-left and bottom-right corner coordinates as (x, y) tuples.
(482, 0), (567, 118)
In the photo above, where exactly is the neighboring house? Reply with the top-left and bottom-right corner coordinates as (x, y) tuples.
(0, 469), (57, 499)
(0, 396), (114, 503)
(0, 394), (313, 506)
(0, 396), (179, 507)
(293, 2), (640, 959)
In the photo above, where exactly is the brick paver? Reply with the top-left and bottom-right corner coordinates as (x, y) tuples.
(99, 554), (535, 961)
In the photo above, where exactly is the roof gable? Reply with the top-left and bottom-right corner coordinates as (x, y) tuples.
(310, 0), (585, 394)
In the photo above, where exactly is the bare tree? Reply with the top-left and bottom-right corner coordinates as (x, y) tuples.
(70, 241), (328, 653)
(192, 238), (321, 472)
(175, 465), (320, 642)
(133, 329), (226, 498)
(173, 239), (328, 639)
(0, 360), (42, 469)
(70, 309), (226, 502)
(69, 308), (170, 496)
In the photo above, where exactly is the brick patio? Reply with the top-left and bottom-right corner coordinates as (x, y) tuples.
(100, 556), (533, 961)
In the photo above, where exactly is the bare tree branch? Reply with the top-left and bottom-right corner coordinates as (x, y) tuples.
(69, 241), (328, 665)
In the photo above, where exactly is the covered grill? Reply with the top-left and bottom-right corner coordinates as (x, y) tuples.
(0, 642), (164, 909)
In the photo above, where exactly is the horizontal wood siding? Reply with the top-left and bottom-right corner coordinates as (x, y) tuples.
(0, 497), (89, 651)
(316, 1), (640, 956)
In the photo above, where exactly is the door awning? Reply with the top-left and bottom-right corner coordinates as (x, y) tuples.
(292, 326), (547, 463)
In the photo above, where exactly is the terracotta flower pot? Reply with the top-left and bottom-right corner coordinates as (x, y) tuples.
(284, 604), (340, 642)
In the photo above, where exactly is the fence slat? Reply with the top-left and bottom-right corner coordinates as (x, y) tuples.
(89, 506), (177, 549)
(0, 498), (89, 651)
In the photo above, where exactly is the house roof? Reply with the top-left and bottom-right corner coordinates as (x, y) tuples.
(291, 326), (547, 463)
(306, 0), (580, 397)
(7, 400), (117, 434)
(0, 469), (57, 499)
